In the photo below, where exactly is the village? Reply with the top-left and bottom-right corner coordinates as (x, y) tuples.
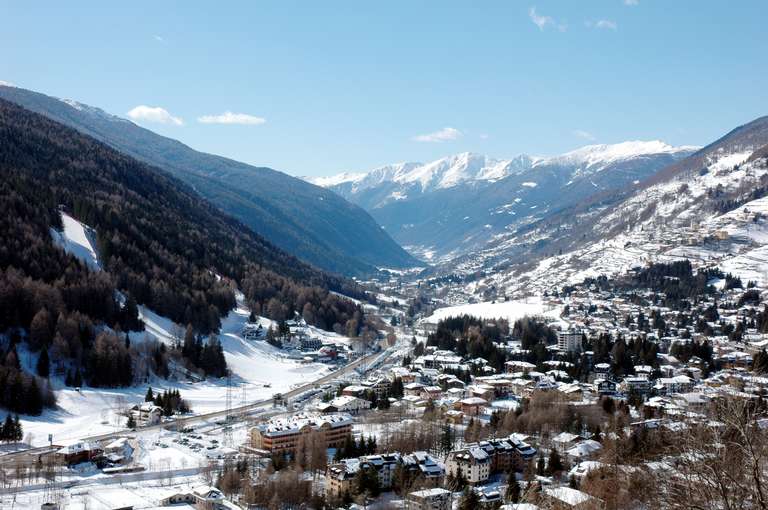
(3, 258), (767, 509)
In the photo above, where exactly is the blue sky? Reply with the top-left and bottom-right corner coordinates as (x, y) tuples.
(2, 1), (766, 176)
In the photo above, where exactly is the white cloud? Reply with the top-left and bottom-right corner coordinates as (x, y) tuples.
(528, 6), (567, 32)
(197, 111), (266, 125)
(126, 105), (183, 126)
(586, 19), (618, 30)
(479, 133), (490, 140)
(624, 0), (639, 5)
(153, 35), (165, 43)
(573, 129), (596, 141)
(412, 127), (462, 143)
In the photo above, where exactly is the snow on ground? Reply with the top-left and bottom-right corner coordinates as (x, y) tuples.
(20, 287), (339, 447)
(426, 296), (561, 323)
(50, 211), (101, 269)
(34, 212), (350, 446)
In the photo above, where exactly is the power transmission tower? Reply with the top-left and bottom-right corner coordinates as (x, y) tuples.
(223, 370), (234, 448)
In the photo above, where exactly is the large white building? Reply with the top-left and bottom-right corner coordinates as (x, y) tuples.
(557, 329), (583, 353)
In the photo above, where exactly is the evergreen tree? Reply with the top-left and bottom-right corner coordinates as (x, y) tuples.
(13, 415), (22, 441)
(506, 477), (521, 503)
(458, 487), (479, 510)
(36, 348), (50, 378)
(0, 414), (12, 442)
(547, 449), (564, 475)
(145, 386), (154, 402)
(440, 423), (455, 454)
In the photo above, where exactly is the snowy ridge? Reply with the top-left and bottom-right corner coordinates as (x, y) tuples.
(483, 148), (768, 296)
(314, 141), (696, 195)
(539, 140), (700, 171)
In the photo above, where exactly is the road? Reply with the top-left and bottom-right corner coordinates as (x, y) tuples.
(0, 346), (394, 467)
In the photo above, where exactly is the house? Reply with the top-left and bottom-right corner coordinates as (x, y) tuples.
(56, 441), (103, 465)
(406, 488), (452, 510)
(159, 490), (196, 506)
(317, 395), (371, 414)
(191, 486), (227, 510)
(445, 447), (491, 484)
(656, 375), (694, 395)
(506, 360), (536, 374)
(596, 379), (617, 397)
(565, 440), (602, 463)
(421, 386), (443, 400)
(541, 487), (601, 509)
(361, 377), (391, 399)
(341, 385), (369, 398)
(103, 437), (134, 464)
(622, 376), (652, 395)
(325, 462), (356, 498)
(250, 413), (352, 454)
(459, 397), (487, 416)
(476, 487), (504, 509)
(551, 432), (580, 453)
(130, 403), (163, 426)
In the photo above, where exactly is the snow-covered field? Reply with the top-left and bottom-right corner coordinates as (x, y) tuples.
(426, 297), (561, 324)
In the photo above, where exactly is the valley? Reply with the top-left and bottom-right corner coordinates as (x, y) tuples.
(1, 6), (768, 507)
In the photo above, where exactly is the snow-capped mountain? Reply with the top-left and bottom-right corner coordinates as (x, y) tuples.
(461, 115), (768, 299)
(312, 141), (697, 261)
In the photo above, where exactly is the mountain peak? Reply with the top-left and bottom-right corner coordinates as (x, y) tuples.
(542, 140), (700, 169)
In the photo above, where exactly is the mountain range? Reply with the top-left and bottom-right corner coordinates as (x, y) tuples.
(312, 141), (699, 260)
(452, 115), (768, 299)
(0, 84), (417, 277)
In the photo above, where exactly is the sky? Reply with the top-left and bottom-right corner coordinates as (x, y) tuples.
(1, 1), (767, 177)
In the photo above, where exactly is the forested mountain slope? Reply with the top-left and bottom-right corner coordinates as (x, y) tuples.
(0, 99), (366, 403)
(0, 85), (417, 276)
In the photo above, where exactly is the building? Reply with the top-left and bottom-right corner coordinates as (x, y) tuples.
(406, 488), (452, 510)
(622, 376), (652, 396)
(445, 446), (491, 484)
(557, 329), (582, 353)
(542, 487), (601, 509)
(129, 403), (163, 426)
(250, 413), (352, 454)
(300, 337), (322, 351)
(317, 395), (371, 414)
(402, 451), (445, 485)
(56, 441), (103, 465)
(459, 397), (487, 416)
